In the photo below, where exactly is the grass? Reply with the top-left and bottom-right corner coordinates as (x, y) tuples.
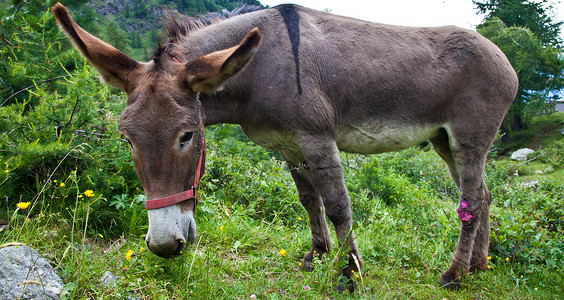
(3, 198), (563, 299)
(1, 120), (563, 299)
(496, 111), (564, 153)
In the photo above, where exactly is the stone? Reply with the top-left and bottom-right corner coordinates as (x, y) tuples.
(100, 271), (118, 287)
(511, 148), (535, 161)
(0, 244), (63, 300)
(521, 180), (539, 188)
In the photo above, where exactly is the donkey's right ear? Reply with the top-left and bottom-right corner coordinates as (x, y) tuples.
(52, 3), (142, 92)
(183, 28), (262, 93)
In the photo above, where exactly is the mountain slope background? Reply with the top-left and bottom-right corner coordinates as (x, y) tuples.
(88, 0), (263, 59)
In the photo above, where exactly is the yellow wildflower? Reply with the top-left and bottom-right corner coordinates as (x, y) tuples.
(60, 182), (65, 187)
(16, 202), (31, 210)
(506, 257), (510, 262)
(219, 225), (224, 230)
(488, 265), (491, 269)
(487, 256), (492, 260)
(299, 262), (302, 267)
(126, 249), (134, 260)
(98, 234), (103, 238)
(84, 190), (94, 197)
(298, 217), (302, 221)
(279, 249), (286, 257)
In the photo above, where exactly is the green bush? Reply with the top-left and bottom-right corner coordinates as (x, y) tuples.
(538, 139), (564, 168)
(199, 125), (301, 225)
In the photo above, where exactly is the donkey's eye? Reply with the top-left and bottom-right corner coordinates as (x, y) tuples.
(179, 132), (194, 147)
(120, 137), (133, 148)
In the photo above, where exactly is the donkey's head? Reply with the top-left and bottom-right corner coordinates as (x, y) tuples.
(52, 3), (262, 257)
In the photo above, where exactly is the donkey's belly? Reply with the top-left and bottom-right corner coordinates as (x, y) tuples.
(336, 123), (440, 154)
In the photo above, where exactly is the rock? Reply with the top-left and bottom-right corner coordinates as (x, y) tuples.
(521, 180), (539, 188)
(544, 166), (555, 173)
(0, 244), (63, 299)
(100, 271), (118, 287)
(511, 148), (535, 161)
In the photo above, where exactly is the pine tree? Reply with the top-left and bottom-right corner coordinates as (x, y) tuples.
(474, 0), (564, 133)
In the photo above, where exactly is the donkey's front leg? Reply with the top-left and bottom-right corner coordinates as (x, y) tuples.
(282, 154), (333, 270)
(298, 136), (363, 280)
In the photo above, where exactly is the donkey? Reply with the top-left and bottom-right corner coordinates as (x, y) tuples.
(52, 3), (518, 290)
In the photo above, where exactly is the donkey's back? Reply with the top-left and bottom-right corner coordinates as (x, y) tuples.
(230, 5), (517, 156)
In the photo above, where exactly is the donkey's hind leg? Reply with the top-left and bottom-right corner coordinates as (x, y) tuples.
(282, 151), (332, 270)
(470, 186), (491, 273)
(432, 128), (492, 290)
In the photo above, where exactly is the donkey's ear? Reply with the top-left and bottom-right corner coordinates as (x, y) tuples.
(184, 28), (263, 93)
(52, 3), (141, 91)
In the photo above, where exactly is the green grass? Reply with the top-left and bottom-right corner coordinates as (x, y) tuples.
(2, 113), (564, 299)
(2, 133), (563, 299)
(496, 111), (564, 153)
(3, 197), (562, 299)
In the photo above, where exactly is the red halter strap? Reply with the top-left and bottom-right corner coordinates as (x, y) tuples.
(144, 122), (205, 210)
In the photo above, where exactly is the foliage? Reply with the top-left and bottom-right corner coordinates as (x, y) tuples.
(493, 111), (564, 155)
(86, 0), (263, 60)
(478, 18), (564, 131)
(104, 19), (130, 53)
(473, 0), (563, 46)
(0, 0), (101, 105)
(538, 139), (564, 168)
(474, 0), (564, 132)
(2, 134), (564, 298)
(0, 3), (141, 235)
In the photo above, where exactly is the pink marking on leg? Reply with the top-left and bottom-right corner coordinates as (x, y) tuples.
(456, 200), (473, 222)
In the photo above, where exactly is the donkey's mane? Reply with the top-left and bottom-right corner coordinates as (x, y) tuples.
(165, 5), (263, 42)
(152, 5), (263, 64)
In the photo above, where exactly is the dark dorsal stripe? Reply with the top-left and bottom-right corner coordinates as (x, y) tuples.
(275, 4), (302, 95)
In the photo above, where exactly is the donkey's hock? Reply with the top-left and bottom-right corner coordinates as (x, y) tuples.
(52, 2), (518, 290)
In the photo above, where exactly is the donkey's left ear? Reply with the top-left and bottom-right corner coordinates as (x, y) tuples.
(52, 3), (142, 92)
(184, 28), (262, 93)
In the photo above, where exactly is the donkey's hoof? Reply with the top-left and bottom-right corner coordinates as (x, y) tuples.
(301, 260), (315, 272)
(439, 277), (461, 291)
(469, 260), (489, 274)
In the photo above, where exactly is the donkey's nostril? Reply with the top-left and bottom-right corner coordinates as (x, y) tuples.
(176, 239), (187, 255)
(146, 236), (186, 258)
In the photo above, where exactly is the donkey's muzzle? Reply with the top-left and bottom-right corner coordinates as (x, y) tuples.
(146, 235), (187, 258)
(145, 207), (197, 258)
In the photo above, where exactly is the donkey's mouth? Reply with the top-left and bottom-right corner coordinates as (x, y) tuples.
(146, 236), (187, 258)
